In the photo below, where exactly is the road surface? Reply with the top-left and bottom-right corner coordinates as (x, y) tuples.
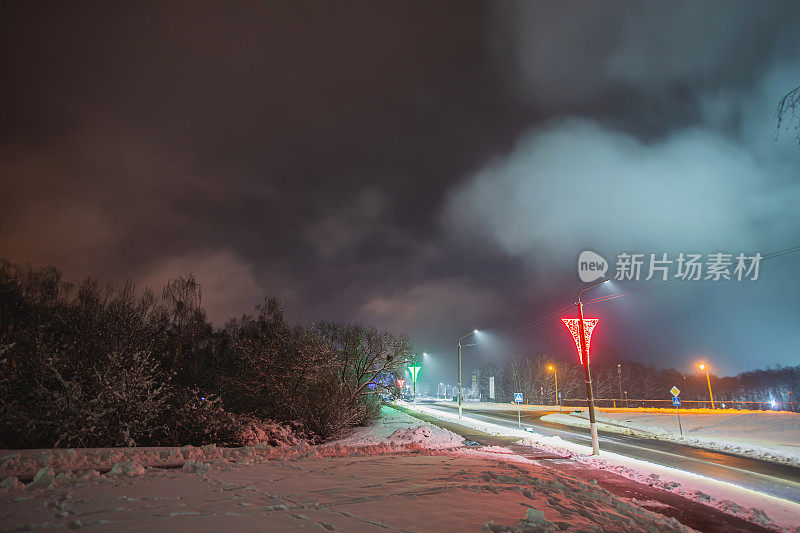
(421, 401), (800, 503)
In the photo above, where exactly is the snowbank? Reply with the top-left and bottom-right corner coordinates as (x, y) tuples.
(0, 404), (698, 532)
(0, 445), (693, 532)
(409, 404), (800, 532)
(327, 405), (464, 448)
(542, 408), (800, 467)
(1, 403), (793, 531)
(0, 407), (458, 482)
(0, 441), (458, 484)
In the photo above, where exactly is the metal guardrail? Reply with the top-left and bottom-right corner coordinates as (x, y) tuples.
(559, 398), (800, 411)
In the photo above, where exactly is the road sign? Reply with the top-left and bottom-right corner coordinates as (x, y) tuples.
(408, 366), (421, 383)
(672, 394), (683, 435)
(513, 392), (523, 428)
(397, 378), (405, 389)
(670, 386), (680, 397)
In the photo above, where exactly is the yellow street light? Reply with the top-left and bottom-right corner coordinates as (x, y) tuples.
(547, 365), (559, 412)
(697, 362), (715, 409)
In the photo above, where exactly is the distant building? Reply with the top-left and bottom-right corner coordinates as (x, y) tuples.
(471, 369), (482, 398)
(476, 362), (505, 402)
(417, 382), (431, 398)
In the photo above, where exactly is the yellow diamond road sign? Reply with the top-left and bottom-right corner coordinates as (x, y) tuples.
(670, 386), (680, 397)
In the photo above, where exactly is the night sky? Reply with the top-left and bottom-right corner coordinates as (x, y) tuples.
(2, 1), (800, 381)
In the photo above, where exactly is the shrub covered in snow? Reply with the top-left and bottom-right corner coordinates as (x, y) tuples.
(218, 300), (410, 441)
(169, 394), (304, 447)
(0, 260), (406, 447)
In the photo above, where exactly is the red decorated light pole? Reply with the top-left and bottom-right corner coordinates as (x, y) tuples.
(562, 279), (608, 455)
(577, 296), (599, 455)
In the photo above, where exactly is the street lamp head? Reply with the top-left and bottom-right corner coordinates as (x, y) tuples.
(578, 278), (612, 301)
(548, 365), (553, 371)
(473, 329), (478, 333)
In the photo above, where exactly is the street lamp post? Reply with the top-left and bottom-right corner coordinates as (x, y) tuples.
(577, 279), (609, 456)
(407, 354), (424, 406)
(548, 365), (559, 412)
(617, 364), (623, 408)
(698, 362), (715, 409)
(457, 329), (478, 418)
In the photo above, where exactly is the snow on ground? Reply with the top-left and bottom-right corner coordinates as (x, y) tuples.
(0, 407), (460, 483)
(0, 407), (695, 532)
(0, 451), (694, 532)
(327, 405), (464, 448)
(410, 404), (800, 532)
(541, 408), (800, 468)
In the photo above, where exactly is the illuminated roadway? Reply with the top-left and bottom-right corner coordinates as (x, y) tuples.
(420, 401), (800, 503)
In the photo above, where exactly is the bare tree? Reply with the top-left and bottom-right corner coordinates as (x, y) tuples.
(162, 276), (208, 373)
(221, 299), (340, 434)
(502, 353), (558, 405)
(317, 323), (414, 404)
(503, 354), (529, 402)
(777, 85), (800, 144)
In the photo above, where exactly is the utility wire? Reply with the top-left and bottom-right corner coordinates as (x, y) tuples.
(501, 302), (576, 337)
(582, 278), (680, 306)
(761, 244), (800, 260)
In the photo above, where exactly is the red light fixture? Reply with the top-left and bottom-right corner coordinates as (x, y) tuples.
(561, 318), (598, 365)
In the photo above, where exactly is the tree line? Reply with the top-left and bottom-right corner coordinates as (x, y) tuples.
(477, 352), (800, 411)
(0, 260), (414, 448)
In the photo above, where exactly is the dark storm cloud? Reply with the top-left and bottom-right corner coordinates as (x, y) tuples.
(446, 2), (800, 374)
(1, 1), (799, 378)
(1, 1), (513, 311)
(491, 1), (800, 129)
